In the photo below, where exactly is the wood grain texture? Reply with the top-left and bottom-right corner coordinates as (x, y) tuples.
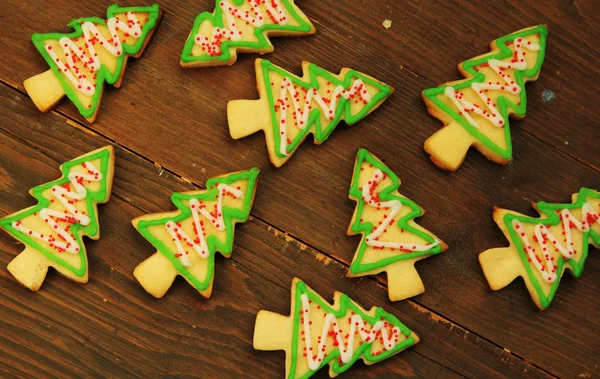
(0, 0), (598, 377)
(1, 85), (556, 378)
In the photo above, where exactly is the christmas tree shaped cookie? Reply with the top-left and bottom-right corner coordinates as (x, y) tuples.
(133, 168), (259, 298)
(479, 188), (600, 310)
(422, 25), (548, 171)
(228, 59), (393, 167)
(0, 146), (115, 290)
(347, 149), (447, 301)
(180, 0), (315, 68)
(24, 4), (162, 122)
(254, 278), (419, 378)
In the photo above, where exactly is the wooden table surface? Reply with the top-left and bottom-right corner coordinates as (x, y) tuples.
(1, 1), (598, 378)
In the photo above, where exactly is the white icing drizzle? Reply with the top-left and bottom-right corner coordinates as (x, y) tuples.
(444, 37), (541, 129)
(362, 169), (439, 252)
(194, 0), (288, 56)
(277, 77), (371, 156)
(300, 294), (401, 370)
(44, 11), (143, 96)
(165, 184), (244, 267)
(12, 162), (102, 254)
(512, 202), (600, 283)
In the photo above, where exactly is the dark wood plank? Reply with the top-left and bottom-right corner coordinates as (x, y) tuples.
(0, 84), (554, 378)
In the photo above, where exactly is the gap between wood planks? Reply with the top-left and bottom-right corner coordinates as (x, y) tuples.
(0, 78), (565, 378)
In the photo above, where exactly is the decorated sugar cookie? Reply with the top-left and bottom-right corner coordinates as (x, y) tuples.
(24, 4), (162, 122)
(254, 278), (419, 378)
(0, 146), (115, 290)
(422, 25), (548, 171)
(347, 149), (447, 301)
(228, 59), (393, 167)
(180, 0), (315, 67)
(133, 168), (259, 298)
(479, 188), (600, 310)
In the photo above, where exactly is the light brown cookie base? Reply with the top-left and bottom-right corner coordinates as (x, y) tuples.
(3, 146), (115, 290)
(346, 151), (448, 301)
(132, 169), (258, 299)
(23, 10), (163, 123)
(228, 60), (393, 167)
(422, 25), (546, 172)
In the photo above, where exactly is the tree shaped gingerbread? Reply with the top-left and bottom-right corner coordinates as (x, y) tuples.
(254, 278), (419, 378)
(347, 149), (447, 301)
(228, 59), (393, 167)
(422, 25), (548, 171)
(24, 4), (162, 122)
(0, 146), (115, 290)
(180, 0), (315, 67)
(479, 188), (599, 309)
(133, 168), (259, 298)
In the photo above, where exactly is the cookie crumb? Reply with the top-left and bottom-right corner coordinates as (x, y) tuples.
(382, 19), (392, 30)
(103, 298), (108, 303)
(541, 89), (555, 102)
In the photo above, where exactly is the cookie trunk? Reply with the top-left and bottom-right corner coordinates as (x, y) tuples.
(424, 122), (477, 172)
(227, 98), (271, 139)
(133, 252), (178, 298)
(479, 247), (523, 291)
(7, 247), (50, 291)
(386, 260), (425, 301)
(253, 310), (291, 351)
(23, 69), (66, 113)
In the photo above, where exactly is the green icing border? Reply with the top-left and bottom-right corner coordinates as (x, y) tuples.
(503, 187), (600, 309)
(288, 280), (417, 379)
(348, 149), (442, 274)
(135, 168), (259, 292)
(31, 4), (161, 119)
(0, 147), (113, 277)
(260, 60), (392, 158)
(180, 0), (313, 64)
(422, 25), (548, 160)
